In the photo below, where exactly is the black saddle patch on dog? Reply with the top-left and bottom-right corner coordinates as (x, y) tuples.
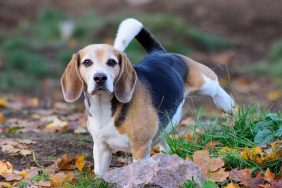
(134, 51), (188, 127)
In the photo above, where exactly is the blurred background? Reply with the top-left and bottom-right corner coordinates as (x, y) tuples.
(0, 0), (282, 112)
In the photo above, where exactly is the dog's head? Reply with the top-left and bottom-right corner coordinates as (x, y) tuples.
(60, 44), (137, 103)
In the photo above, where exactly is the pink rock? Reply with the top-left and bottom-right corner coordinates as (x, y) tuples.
(103, 153), (204, 188)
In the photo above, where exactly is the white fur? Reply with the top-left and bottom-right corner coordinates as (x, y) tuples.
(113, 18), (143, 51)
(86, 94), (130, 176)
(200, 75), (235, 114)
(165, 99), (184, 133)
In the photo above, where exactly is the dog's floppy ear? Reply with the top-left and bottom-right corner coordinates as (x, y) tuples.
(61, 53), (84, 102)
(114, 53), (137, 103)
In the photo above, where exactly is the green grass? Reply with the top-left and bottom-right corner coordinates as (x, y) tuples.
(164, 105), (282, 175)
(66, 172), (109, 188)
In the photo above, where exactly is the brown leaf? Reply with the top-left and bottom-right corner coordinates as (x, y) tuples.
(19, 149), (33, 156)
(56, 154), (75, 170)
(209, 168), (229, 182)
(230, 168), (264, 188)
(66, 171), (74, 182)
(264, 168), (275, 182)
(205, 141), (222, 151)
(193, 150), (227, 182)
(75, 155), (85, 172)
(50, 172), (67, 187)
(0, 113), (5, 123)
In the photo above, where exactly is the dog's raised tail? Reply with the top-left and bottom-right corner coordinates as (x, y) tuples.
(114, 18), (166, 53)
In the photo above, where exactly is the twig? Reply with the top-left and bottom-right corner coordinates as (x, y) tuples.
(32, 151), (44, 168)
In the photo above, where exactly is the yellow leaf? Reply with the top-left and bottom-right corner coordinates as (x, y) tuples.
(0, 99), (8, 108)
(218, 147), (237, 155)
(29, 98), (40, 107)
(75, 155), (85, 172)
(20, 171), (28, 179)
(241, 147), (264, 164)
(0, 161), (13, 175)
(0, 113), (5, 123)
(0, 182), (11, 188)
(267, 90), (281, 101)
(225, 182), (240, 188)
(46, 118), (68, 130)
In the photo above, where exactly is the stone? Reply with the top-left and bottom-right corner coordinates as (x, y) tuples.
(103, 153), (204, 188)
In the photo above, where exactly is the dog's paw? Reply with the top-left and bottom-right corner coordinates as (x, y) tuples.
(213, 86), (235, 115)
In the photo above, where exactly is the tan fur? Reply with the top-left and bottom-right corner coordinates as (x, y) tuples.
(114, 81), (159, 159)
(61, 54), (84, 102)
(180, 55), (217, 94)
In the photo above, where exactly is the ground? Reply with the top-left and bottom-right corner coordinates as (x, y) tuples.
(0, 0), (281, 187)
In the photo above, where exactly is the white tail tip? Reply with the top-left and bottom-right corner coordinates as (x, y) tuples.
(113, 18), (143, 51)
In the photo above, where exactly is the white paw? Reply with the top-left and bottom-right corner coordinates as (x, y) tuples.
(213, 87), (235, 115)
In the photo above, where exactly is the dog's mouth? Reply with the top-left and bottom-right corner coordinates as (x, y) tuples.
(91, 87), (111, 95)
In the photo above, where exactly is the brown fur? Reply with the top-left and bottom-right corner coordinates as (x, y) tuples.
(114, 53), (137, 103)
(113, 81), (159, 159)
(61, 54), (84, 102)
(180, 55), (217, 94)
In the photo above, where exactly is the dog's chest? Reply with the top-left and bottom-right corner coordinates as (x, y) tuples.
(86, 96), (130, 152)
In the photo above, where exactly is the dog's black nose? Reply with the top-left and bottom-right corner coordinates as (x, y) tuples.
(94, 73), (107, 85)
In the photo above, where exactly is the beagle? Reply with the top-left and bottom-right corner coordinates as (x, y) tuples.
(60, 18), (235, 176)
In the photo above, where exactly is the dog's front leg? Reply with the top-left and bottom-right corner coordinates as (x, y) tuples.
(93, 142), (112, 176)
(131, 140), (152, 162)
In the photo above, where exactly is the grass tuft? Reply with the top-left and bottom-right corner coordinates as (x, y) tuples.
(164, 105), (282, 174)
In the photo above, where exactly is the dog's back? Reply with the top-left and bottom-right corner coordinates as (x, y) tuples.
(134, 51), (187, 127)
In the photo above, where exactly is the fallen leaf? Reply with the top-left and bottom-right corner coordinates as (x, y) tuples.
(267, 90), (281, 101)
(193, 150), (228, 182)
(19, 171), (28, 179)
(0, 182), (11, 188)
(205, 141), (222, 151)
(0, 113), (6, 123)
(241, 147), (264, 164)
(75, 155), (85, 172)
(46, 117), (68, 131)
(66, 171), (74, 182)
(56, 154), (75, 170)
(19, 149), (33, 156)
(0, 139), (34, 156)
(229, 168), (264, 188)
(50, 172), (67, 187)
(4, 173), (22, 181)
(225, 182), (240, 188)
(264, 168), (275, 182)
(0, 161), (13, 175)
(0, 99), (8, 108)
(209, 168), (229, 182)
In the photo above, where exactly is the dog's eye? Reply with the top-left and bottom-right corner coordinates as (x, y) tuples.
(107, 59), (117, 67)
(82, 59), (93, 67)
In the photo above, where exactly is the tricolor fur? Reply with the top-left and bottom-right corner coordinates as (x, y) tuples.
(60, 18), (235, 176)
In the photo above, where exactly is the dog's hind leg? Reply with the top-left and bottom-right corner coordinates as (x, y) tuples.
(182, 56), (235, 114)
